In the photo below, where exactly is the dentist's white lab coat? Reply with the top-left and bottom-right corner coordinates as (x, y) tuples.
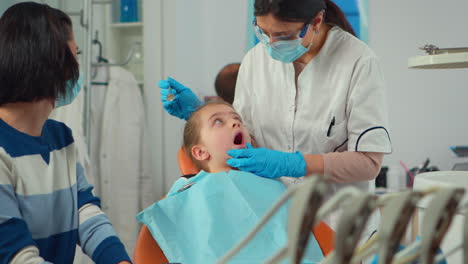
(234, 26), (392, 240)
(90, 66), (154, 257)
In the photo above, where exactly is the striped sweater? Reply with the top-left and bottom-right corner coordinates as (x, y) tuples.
(0, 119), (131, 264)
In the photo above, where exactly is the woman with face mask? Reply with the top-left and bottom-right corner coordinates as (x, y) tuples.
(159, 0), (391, 241)
(0, 3), (131, 264)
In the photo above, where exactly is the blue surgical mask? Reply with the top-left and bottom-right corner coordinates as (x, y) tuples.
(55, 75), (82, 108)
(253, 18), (313, 63)
(265, 39), (311, 63)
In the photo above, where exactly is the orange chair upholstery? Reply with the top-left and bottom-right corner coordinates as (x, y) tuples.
(133, 225), (168, 264)
(177, 147), (199, 175)
(133, 147), (334, 263)
(312, 221), (334, 256)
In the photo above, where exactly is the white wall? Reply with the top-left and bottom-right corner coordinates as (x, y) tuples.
(369, 0), (468, 173)
(0, 0), (14, 15)
(143, 0), (164, 200)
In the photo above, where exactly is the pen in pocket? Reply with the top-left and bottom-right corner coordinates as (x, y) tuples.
(327, 116), (335, 137)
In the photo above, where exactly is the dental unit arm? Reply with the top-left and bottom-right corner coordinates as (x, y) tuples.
(391, 188), (464, 264)
(273, 183), (364, 264)
(374, 191), (422, 264)
(219, 178), (465, 264)
(432, 199), (468, 264)
(321, 193), (377, 264)
(341, 191), (422, 264)
(351, 188), (439, 264)
(420, 188), (464, 264)
(286, 176), (329, 264)
(313, 187), (361, 227)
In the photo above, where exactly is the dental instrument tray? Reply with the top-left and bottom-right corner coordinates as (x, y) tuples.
(408, 44), (468, 69)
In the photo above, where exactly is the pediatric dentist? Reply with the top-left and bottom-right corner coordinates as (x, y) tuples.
(159, 0), (391, 237)
(0, 3), (131, 263)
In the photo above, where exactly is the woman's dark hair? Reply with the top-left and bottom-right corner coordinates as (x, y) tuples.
(0, 2), (79, 105)
(254, 0), (356, 37)
(51, 5), (75, 44)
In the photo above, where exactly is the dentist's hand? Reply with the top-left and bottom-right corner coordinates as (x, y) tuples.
(227, 143), (306, 178)
(158, 77), (203, 120)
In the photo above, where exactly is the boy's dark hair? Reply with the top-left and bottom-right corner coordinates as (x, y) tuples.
(214, 63), (240, 104)
(255, 0), (356, 37)
(0, 2), (79, 105)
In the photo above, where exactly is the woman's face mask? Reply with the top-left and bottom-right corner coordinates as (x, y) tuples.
(56, 30), (82, 108)
(254, 18), (313, 63)
(55, 75), (82, 108)
(265, 38), (312, 63)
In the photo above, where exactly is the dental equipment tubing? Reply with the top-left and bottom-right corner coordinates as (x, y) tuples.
(218, 176), (467, 264)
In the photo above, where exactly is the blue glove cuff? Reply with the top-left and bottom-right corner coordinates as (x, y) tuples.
(290, 151), (307, 178)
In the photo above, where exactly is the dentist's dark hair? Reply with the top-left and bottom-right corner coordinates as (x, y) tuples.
(0, 2), (79, 105)
(254, 0), (356, 37)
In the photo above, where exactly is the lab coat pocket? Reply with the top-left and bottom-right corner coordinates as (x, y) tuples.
(322, 120), (348, 153)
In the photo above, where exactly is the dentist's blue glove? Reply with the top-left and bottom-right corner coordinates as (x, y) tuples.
(227, 143), (306, 178)
(158, 77), (203, 120)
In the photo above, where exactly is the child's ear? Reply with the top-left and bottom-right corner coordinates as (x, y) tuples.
(191, 145), (210, 161)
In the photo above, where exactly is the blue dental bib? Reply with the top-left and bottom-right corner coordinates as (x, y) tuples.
(137, 170), (323, 263)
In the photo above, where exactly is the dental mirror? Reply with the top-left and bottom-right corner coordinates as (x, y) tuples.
(167, 87), (175, 101)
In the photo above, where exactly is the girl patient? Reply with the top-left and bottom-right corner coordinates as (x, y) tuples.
(137, 102), (323, 264)
(183, 101), (252, 173)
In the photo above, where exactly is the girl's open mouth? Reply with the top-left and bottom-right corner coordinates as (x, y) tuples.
(233, 132), (243, 145)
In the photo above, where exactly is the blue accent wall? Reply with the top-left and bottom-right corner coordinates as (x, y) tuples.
(247, 0), (258, 50)
(334, 0), (368, 42)
(333, 0), (361, 37)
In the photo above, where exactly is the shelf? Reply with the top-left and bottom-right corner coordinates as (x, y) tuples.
(111, 22), (143, 29)
(451, 146), (468, 158)
(408, 52), (468, 69)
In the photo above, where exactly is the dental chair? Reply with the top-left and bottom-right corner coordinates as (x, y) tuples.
(133, 147), (334, 264)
